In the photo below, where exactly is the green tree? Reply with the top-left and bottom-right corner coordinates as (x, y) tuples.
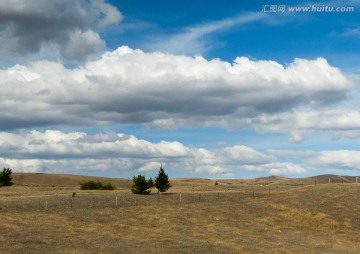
(154, 165), (171, 193)
(0, 168), (13, 187)
(131, 175), (154, 194)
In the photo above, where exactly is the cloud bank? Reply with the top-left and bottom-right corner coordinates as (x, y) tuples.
(0, 46), (358, 177)
(270, 149), (360, 173)
(0, 130), (305, 177)
(0, 46), (352, 136)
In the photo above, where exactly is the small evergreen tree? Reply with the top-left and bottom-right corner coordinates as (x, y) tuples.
(0, 168), (13, 187)
(154, 165), (171, 193)
(131, 175), (154, 194)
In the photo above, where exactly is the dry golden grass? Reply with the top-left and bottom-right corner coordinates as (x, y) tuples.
(12, 173), (132, 188)
(1, 174), (360, 253)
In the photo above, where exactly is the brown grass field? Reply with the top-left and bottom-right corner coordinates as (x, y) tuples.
(1, 173), (360, 253)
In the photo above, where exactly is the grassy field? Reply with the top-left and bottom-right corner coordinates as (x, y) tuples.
(1, 174), (360, 253)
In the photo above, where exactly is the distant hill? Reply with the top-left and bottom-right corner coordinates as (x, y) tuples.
(12, 173), (132, 188)
(308, 174), (356, 184)
(11, 173), (359, 188)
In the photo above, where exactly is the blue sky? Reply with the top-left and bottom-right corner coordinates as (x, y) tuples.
(105, 0), (360, 69)
(0, 0), (359, 179)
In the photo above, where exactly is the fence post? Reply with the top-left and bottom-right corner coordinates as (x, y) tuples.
(329, 178), (331, 184)
(179, 193), (182, 203)
(45, 200), (48, 210)
(356, 177), (358, 184)
(116, 196), (118, 206)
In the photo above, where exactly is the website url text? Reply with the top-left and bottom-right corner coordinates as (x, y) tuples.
(262, 5), (355, 13)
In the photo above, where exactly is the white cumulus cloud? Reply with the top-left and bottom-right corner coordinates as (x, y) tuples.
(0, 46), (352, 135)
(0, 130), (306, 177)
(269, 149), (360, 173)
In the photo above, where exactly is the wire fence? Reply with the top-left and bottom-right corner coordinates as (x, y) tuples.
(1, 189), (274, 211)
(1, 182), (359, 212)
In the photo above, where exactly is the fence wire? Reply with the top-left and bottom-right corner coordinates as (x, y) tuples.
(1, 188), (276, 211)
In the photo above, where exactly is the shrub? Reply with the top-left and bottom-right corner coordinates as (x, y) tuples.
(102, 183), (115, 190)
(80, 181), (102, 190)
(80, 181), (115, 190)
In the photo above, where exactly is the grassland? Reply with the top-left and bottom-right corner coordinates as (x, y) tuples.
(1, 174), (360, 253)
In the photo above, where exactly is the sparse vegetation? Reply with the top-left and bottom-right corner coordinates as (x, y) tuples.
(2, 181), (360, 254)
(2, 173), (360, 253)
(154, 165), (171, 193)
(131, 174), (154, 194)
(80, 181), (114, 190)
(0, 167), (13, 187)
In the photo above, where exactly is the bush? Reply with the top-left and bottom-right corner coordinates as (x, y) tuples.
(80, 181), (115, 190)
(0, 168), (13, 187)
(102, 183), (115, 190)
(131, 175), (153, 194)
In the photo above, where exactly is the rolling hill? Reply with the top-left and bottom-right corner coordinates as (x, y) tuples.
(11, 172), (359, 188)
